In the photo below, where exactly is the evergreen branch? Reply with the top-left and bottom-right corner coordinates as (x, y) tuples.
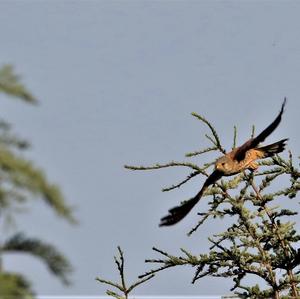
(233, 125), (237, 149)
(188, 192), (229, 236)
(95, 278), (123, 292)
(187, 212), (210, 236)
(208, 237), (232, 256)
(258, 173), (282, 192)
(250, 180), (299, 297)
(0, 147), (76, 224)
(2, 232), (72, 285)
(185, 146), (218, 157)
(124, 161), (205, 173)
(233, 204), (279, 292)
(115, 246), (126, 292)
(273, 209), (298, 219)
(288, 150), (294, 169)
(0, 65), (37, 104)
(127, 274), (155, 293)
(187, 180), (240, 236)
(224, 173), (246, 189)
(152, 246), (172, 258)
(191, 112), (226, 154)
(106, 290), (124, 299)
(139, 247), (189, 280)
(255, 167), (284, 176)
(205, 134), (219, 148)
(272, 155), (289, 167)
(258, 159), (278, 166)
(251, 125), (255, 138)
(0, 65), (74, 297)
(0, 118), (30, 150)
(0, 272), (35, 299)
(138, 264), (173, 279)
(162, 171), (201, 192)
(203, 161), (216, 169)
(97, 247), (155, 299)
(144, 258), (165, 263)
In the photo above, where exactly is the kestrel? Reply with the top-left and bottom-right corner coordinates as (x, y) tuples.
(160, 99), (288, 226)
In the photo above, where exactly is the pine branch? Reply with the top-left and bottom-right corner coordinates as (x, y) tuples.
(127, 274), (155, 293)
(96, 246), (155, 299)
(0, 118), (30, 150)
(250, 180), (299, 297)
(232, 125), (237, 149)
(162, 171), (201, 192)
(191, 112), (226, 154)
(0, 147), (76, 224)
(251, 125), (255, 138)
(0, 64), (74, 297)
(2, 232), (72, 285)
(0, 272), (35, 298)
(96, 278), (123, 292)
(185, 146), (218, 157)
(0, 65), (37, 104)
(125, 161), (206, 173)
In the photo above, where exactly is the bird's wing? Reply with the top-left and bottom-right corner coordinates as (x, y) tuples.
(234, 98), (286, 162)
(159, 170), (223, 226)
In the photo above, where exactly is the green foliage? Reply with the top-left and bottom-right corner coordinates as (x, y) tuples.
(0, 65), (75, 297)
(0, 65), (37, 104)
(2, 233), (72, 285)
(0, 65), (75, 224)
(0, 272), (34, 299)
(96, 247), (154, 299)
(125, 111), (300, 298)
(0, 146), (76, 224)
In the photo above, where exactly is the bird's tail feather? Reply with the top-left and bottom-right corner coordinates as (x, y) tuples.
(258, 138), (288, 157)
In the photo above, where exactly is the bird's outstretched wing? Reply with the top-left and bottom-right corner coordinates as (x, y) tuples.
(159, 170), (223, 226)
(234, 98), (286, 162)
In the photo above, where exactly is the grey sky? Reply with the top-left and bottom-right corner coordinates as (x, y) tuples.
(0, 0), (300, 296)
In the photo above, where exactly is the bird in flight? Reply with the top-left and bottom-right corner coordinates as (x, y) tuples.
(160, 99), (288, 227)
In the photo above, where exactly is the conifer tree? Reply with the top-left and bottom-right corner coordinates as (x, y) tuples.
(99, 107), (300, 298)
(0, 65), (75, 298)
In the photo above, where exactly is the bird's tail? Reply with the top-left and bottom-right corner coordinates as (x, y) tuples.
(258, 138), (288, 157)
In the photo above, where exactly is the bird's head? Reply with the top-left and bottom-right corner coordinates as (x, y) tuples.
(215, 156), (232, 173)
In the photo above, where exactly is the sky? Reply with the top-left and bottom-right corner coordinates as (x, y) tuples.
(0, 0), (300, 297)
